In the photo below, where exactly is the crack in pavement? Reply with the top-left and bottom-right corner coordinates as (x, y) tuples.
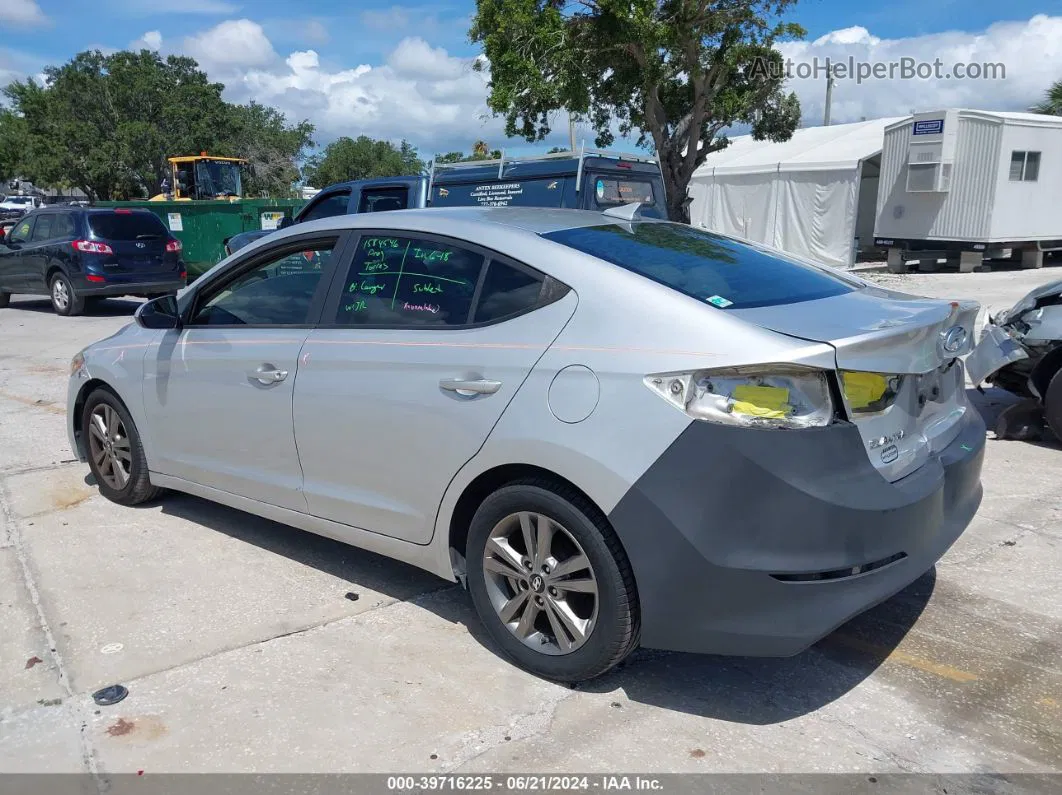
(0, 479), (103, 792)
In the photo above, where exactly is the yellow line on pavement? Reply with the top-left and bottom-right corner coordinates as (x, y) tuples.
(830, 633), (980, 683)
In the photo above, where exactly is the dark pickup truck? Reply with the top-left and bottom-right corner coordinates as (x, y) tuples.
(225, 149), (665, 255)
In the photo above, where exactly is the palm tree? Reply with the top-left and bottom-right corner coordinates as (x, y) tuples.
(1032, 79), (1062, 115)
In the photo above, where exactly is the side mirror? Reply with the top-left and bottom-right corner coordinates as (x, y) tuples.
(135, 295), (181, 330)
(279, 215), (294, 229)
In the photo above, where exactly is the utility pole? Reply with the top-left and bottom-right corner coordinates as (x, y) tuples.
(568, 112), (577, 151)
(823, 60), (835, 126)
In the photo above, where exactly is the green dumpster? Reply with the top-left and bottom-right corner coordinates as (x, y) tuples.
(97, 198), (306, 280)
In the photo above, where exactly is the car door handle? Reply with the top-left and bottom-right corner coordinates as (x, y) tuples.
(249, 364), (289, 385)
(439, 378), (502, 396)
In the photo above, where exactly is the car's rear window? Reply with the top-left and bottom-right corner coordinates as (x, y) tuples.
(88, 212), (167, 240)
(541, 223), (856, 309)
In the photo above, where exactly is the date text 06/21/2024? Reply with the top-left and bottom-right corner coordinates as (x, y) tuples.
(385, 775), (664, 791)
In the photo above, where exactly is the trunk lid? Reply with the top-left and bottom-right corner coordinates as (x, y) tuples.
(730, 285), (979, 374)
(731, 286), (980, 482)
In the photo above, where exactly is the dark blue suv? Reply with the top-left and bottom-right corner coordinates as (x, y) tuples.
(0, 207), (186, 316)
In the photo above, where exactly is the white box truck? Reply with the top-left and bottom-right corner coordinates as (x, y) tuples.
(874, 109), (1062, 273)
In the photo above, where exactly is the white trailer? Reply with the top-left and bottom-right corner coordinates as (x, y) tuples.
(874, 109), (1062, 273)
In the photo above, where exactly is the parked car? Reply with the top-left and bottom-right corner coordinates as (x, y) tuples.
(0, 207), (186, 315)
(0, 194), (43, 215)
(223, 149), (666, 256)
(967, 278), (1062, 439)
(68, 206), (989, 681)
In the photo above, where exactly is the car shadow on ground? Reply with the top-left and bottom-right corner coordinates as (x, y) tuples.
(968, 385), (1060, 448)
(93, 478), (936, 725)
(7, 296), (143, 316)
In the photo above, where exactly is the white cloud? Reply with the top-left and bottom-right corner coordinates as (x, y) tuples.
(779, 15), (1062, 125)
(222, 38), (497, 152)
(184, 19), (277, 71)
(131, 30), (163, 51)
(0, 0), (48, 28)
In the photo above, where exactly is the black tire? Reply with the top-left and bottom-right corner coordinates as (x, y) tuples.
(1045, 368), (1062, 443)
(50, 272), (84, 316)
(466, 479), (639, 682)
(82, 387), (163, 506)
(0, 291), (10, 308)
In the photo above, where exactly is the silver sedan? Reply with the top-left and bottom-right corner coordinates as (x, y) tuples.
(68, 206), (992, 681)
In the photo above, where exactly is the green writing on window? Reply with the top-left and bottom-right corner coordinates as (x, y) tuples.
(413, 282), (444, 295)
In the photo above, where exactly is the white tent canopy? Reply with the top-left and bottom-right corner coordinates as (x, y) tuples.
(688, 117), (904, 267)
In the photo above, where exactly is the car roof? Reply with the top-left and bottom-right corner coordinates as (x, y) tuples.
(301, 205), (663, 236)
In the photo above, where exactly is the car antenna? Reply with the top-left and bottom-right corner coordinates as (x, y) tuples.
(601, 202), (644, 221)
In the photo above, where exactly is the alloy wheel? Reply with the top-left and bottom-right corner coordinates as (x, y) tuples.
(52, 278), (69, 311)
(87, 404), (132, 490)
(482, 511), (599, 655)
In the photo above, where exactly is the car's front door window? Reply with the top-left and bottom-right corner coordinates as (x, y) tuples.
(7, 217), (33, 244)
(190, 241), (336, 326)
(299, 191), (351, 222)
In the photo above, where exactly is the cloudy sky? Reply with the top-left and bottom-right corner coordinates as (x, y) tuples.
(2, 0), (1062, 156)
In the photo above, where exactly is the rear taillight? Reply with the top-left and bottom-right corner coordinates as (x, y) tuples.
(114, 208), (132, 214)
(166, 238), (182, 253)
(179, 270), (187, 280)
(86, 274), (106, 283)
(73, 240), (114, 254)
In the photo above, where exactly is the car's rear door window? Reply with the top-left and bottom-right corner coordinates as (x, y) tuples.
(333, 234), (484, 326)
(88, 212), (167, 241)
(52, 212), (76, 240)
(542, 222), (856, 309)
(473, 261), (545, 323)
(28, 214), (54, 242)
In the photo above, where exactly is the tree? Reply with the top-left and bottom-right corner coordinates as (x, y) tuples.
(432, 143), (503, 164)
(0, 109), (28, 184)
(226, 101), (315, 197)
(303, 136), (424, 186)
(1032, 79), (1062, 115)
(3, 49), (314, 199)
(470, 0), (804, 222)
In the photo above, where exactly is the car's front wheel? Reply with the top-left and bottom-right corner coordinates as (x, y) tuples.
(82, 388), (162, 505)
(466, 481), (639, 682)
(50, 272), (84, 316)
(0, 291), (10, 308)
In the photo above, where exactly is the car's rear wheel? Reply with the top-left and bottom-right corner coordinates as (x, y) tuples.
(82, 388), (162, 505)
(466, 481), (639, 682)
(50, 273), (84, 316)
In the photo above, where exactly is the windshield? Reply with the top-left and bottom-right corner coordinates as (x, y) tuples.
(542, 222), (856, 309)
(8, 197), (33, 205)
(194, 160), (242, 198)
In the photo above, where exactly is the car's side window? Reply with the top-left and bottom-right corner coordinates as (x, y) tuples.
(300, 191), (351, 223)
(474, 261), (546, 323)
(52, 212), (76, 240)
(7, 217), (34, 244)
(334, 235), (485, 326)
(188, 240), (337, 327)
(358, 188), (408, 213)
(28, 214), (54, 242)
